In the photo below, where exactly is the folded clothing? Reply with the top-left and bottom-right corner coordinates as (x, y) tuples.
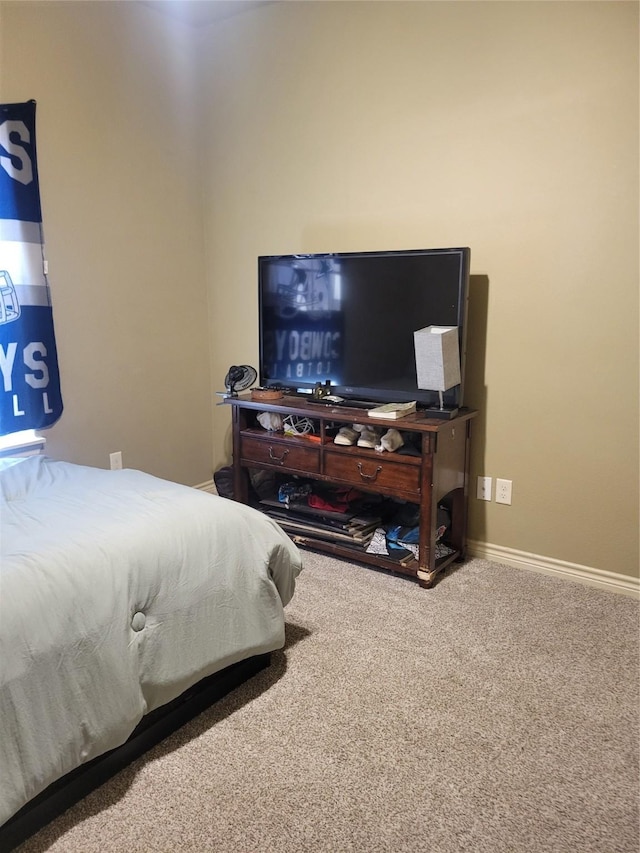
(308, 493), (349, 513)
(368, 503), (452, 555)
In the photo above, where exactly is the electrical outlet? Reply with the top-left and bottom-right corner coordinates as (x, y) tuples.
(109, 451), (123, 470)
(476, 476), (492, 501)
(495, 478), (512, 505)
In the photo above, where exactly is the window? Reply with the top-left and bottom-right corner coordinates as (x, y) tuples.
(0, 429), (44, 457)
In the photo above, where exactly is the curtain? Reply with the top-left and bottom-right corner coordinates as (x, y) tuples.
(0, 100), (63, 436)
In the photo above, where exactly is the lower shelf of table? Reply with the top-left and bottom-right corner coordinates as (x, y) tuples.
(279, 530), (462, 587)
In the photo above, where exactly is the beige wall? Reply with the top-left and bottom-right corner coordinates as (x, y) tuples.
(1, 1), (637, 580)
(199, 1), (639, 579)
(0, 0), (212, 485)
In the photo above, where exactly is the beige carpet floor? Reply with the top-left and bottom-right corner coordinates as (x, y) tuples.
(16, 555), (640, 853)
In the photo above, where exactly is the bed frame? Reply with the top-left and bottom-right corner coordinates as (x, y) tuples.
(0, 652), (271, 852)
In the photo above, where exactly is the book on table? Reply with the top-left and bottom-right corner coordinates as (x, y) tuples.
(367, 401), (417, 419)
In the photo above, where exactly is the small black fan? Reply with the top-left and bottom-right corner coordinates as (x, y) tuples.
(224, 364), (257, 397)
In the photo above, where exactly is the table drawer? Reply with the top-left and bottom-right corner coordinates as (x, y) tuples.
(241, 436), (321, 474)
(324, 451), (420, 495)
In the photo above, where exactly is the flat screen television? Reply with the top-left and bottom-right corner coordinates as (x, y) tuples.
(258, 247), (470, 409)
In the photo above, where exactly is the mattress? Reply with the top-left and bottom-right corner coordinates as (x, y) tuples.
(0, 456), (302, 827)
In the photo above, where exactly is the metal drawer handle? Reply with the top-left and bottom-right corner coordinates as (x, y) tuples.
(268, 446), (290, 465)
(357, 462), (382, 481)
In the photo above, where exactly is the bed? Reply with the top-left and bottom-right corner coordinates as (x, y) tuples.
(0, 455), (302, 847)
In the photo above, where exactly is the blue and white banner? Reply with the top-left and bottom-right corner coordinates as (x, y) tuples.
(0, 100), (63, 435)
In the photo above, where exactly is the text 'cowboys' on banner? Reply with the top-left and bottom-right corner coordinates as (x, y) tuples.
(0, 100), (63, 435)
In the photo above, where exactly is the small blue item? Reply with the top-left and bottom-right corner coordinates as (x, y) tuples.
(385, 524), (420, 550)
(398, 525), (419, 544)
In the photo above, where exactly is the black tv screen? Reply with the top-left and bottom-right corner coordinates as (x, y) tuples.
(258, 247), (470, 408)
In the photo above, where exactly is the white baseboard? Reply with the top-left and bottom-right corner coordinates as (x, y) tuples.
(467, 539), (639, 599)
(194, 480), (217, 495)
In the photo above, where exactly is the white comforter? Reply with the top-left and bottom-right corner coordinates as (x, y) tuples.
(0, 456), (302, 827)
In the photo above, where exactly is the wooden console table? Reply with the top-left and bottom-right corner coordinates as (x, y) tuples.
(225, 395), (476, 587)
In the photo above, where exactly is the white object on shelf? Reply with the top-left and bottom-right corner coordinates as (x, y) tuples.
(414, 326), (461, 396)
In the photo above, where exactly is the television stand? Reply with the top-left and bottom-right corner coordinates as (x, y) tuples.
(225, 395), (476, 587)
